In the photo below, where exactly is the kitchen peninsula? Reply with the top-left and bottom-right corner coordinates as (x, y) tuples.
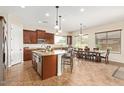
(32, 50), (66, 80)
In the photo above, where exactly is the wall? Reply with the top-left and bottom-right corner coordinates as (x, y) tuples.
(72, 20), (124, 63)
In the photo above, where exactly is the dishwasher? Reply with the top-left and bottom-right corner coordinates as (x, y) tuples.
(32, 53), (42, 76)
(37, 55), (42, 76)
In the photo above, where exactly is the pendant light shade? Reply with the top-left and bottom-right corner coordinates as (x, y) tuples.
(79, 23), (83, 36)
(58, 16), (62, 33)
(54, 6), (59, 30)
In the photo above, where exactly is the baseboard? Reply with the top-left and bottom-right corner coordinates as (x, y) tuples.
(109, 60), (124, 67)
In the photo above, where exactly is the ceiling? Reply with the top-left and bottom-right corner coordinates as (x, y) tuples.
(1, 6), (124, 32)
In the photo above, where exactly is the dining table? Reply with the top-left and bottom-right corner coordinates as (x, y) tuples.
(76, 49), (106, 62)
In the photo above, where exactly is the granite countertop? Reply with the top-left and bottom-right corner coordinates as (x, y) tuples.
(32, 50), (67, 56)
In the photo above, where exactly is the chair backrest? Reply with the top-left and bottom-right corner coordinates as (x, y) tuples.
(84, 48), (90, 52)
(78, 48), (83, 51)
(106, 49), (110, 57)
(66, 47), (74, 57)
(93, 48), (99, 51)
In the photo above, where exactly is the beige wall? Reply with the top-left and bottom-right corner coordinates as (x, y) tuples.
(72, 21), (124, 63)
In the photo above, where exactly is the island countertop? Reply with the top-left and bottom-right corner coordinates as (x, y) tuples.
(32, 50), (67, 56)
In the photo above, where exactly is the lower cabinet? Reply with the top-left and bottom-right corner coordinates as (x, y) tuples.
(42, 55), (57, 80)
(23, 48), (32, 61)
(32, 53), (57, 80)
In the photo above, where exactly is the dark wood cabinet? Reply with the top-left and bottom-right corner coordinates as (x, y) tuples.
(23, 29), (54, 44)
(23, 30), (31, 44)
(45, 33), (54, 44)
(42, 55), (57, 80)
(30, 31), (37, 44)
(23, 48), (32, 61)
(23, 30), (37, 44)
(67, 36), (72, 45)
(36, 30), (45, 39)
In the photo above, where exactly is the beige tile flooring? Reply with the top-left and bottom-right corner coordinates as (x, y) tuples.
(2, 58), (124, 86)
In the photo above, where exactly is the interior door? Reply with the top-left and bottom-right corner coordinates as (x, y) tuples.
(10, 24), (23, 66)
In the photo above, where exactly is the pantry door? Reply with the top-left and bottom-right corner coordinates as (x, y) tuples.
(10, 24), (23, 66)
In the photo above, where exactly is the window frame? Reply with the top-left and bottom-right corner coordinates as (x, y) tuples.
(74, 34), (89, 48)
(54, 35), (67, 45)
(95, 29), (121, 54)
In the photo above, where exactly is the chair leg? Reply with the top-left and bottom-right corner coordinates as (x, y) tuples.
(70, 59), (73, 73)
(105, 57), (109, 64)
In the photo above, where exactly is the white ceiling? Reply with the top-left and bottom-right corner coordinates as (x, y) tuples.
(1, 6), (124, 32)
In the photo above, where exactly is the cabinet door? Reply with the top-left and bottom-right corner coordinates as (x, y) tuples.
(45, 33), (54, 44)
(50, 33), (54, 44)
(42, 55), (57, 80)
(45, 33), (49, 44)
(23, 30), (31, 44)
(23, 48), (32, 61)
(67, 36), (72, 45)
(30, 31), (37, 44)
(36, 30), (45, 39)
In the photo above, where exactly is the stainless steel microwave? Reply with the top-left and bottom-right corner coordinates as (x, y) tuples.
(37, 39), (45, 44)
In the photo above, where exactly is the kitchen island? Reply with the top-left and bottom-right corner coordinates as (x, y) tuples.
(32, 50), (66, 80)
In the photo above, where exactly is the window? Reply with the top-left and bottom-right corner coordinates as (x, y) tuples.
(95, 29), (121, 53)
(54, 35), (67, 45)
(74, 34), (89, 48)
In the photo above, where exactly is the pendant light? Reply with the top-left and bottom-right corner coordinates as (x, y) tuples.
(79, 23), (83, 36)
(54, 6), (59, 30)
(58, 16), (62, 33)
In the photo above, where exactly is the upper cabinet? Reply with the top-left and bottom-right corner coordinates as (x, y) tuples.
(45, 33), (54, 44)
(67, 36), (72, 45)
(23, 30), (37, 44)
(23, 30), (31, 44)
(30, 31), (37, 44)
(23, 29), (54, 44)
(36, 29), (45, 39)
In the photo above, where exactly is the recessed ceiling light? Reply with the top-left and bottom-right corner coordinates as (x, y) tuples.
(20, 6), (26, 8)
(80, 8), (85, 12)
(45, 13), (50, 17)
(62, 19), (65, 21)
(38, 21), (42, 24)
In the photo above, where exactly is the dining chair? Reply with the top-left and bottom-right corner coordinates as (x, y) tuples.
(77, 48), (83, 59)
(100, 49), (110, 64)
(73, 48), (78, 57)
(84, 48), (91, 60)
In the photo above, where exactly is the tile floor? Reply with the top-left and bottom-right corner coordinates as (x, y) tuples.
(2, 58), (124, 86)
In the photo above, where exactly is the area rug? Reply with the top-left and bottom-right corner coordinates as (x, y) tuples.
(113, 67), (124, 80)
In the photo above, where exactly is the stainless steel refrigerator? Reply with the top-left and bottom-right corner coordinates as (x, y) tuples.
(0, 16), (6, 85)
